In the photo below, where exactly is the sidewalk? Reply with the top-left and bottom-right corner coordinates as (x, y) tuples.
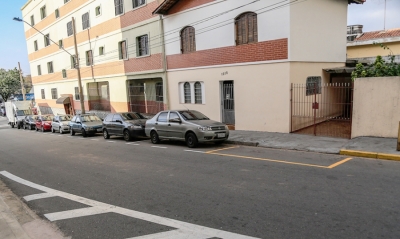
(226, 130), (400, 160)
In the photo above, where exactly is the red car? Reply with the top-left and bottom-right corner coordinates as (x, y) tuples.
(35, 115), (54, 132)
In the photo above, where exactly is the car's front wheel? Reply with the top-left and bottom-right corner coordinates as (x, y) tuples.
(70, 128), (75, 136)
(81, 129), (87, 137)
(59, 127), (63, 134)
(41, 126), (44, 132)
(51, 127), (55, 133)
(186, 132), (198, 148)
(150, 131), (160, 144)
(123, 129), (132, 142)
(103, 129), (110, 139)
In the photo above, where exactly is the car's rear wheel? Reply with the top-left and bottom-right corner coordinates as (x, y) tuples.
(186, 132), (198, 148)
(103, 129), (110, 139)
(51, 127), (55, 133)
(150, 131), (160, 144)
(59, 127), (63, 134)
(17, 123), (20, 129)
(123, 129), (132, 142)
(41, 126), (44, 132)
(70, 128), (75, 136)
(35, 126), (38, 131)
(81, 129), (87, 137)
(11, 124), (14, 128)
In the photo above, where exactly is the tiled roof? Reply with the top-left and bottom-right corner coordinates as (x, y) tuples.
(355, 28), (400, 41)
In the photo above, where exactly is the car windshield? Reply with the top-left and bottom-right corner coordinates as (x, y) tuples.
(82, 115), (101, 122)
(43, 115), (53, 121)
(178, 111), (210, 120)
(59, 115), (71, 121)
(121, 112), (145, 120)
(16, 110), (25, 116)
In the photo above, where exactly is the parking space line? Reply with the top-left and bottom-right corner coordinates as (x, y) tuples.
(45, 206), (110, 221)
(24, 192), (55, 202)
(327, 157), (352, 169)
(205, 146), (239, 154)
(184, 150), (204, 153)
(126, 143), (140, 146)
(107, 141), (116, 143)
(58, 135), (63, 137)
(91, 139), (99, 141)
(152, 146), (167, 149)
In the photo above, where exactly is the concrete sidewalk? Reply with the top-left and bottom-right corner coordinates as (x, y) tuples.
(226, 130), (400, 160)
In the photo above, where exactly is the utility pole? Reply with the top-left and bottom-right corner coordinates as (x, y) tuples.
(72, 17), (85, 114)
(18, 62), (26, 101)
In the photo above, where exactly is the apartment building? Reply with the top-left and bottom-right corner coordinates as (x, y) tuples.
(154, 0), (364, 132)
(21, 0), (166, 116)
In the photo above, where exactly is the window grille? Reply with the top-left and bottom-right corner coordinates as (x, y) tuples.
(137, 35), (149, 56)
(184, 82), (191, 103)
(82, 12), (90, 30)
(41, 89), (45, 99)
(306, 76), (322, 96)
(86, 50), (93, 66)
(155, 83), (163, 102)
(67, 21), (73, 36)
(180, 26), (196, 53)
(51, 88), (57, 99)
(133, 0), (146, 8)
(118, 41), (127, 59)
(114, 0), (124, 15)
(194, 82), (202, 104)
(235, 12), (258, 45)
(62, 69), (67, 78)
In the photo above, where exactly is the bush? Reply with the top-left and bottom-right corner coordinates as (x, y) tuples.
(351, 55), (400, 81)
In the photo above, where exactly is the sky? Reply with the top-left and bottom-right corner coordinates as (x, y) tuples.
(0, 0), (399, 75)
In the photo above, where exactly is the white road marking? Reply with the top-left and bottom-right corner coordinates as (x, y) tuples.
(151, 146), (167, 149)
(91, 139), (99, 141)
(0, 125), (10, 128)
(184, 150), (204, 153)
(126, 143), (140, 146)
(58, 135), (63, 137)
(24, 192), (55, 201)
(0, 171), (259, 239)
(107, 141), (116, 143)
(67, 136), (72, 137)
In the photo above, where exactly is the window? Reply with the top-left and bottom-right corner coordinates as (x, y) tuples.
(34, 40), (38, 51)
(306, 76), (322, 96)
(180, 26), (196, 53)
(169, 112), (180, 122)
(37, 65), (42, 76)
(67, 21), (73, 36)
(86, 50), (93, 66)
(118, 40), (127, 60)
(64, 0), (70, 3)
(30, 15), (35, 26)
(157, 112), (168, 122)
(41, 89), (45, 99)
(70, 55), (77, 69)
(74, 87), (80, 100)
(62, 69), (67, 78)
(58, 39), (63, 49)
(184, 82), (191, 103)
(114, 0), (124, 16)
(55, 9), (60, 18)
(194, 82), (202, 104)
(82, 12), (90, 30)
(99, 46), (104, 55)
(95, 6), (101, 16)
(47, 62), (54, 73)
(51, 88), (57, 99)
(44, 34), (50, 47)
(104, 114), (113, 122)
(137, 35), (149, 56)
(133, 0), (146, 8)
(40, 5), (46, 19)
(155, 82), (163, 102)
(235, 12), (258, 45)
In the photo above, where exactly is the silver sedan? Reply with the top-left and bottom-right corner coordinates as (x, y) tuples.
(145, 110), (229, 148)
(51, 114), (72, 134)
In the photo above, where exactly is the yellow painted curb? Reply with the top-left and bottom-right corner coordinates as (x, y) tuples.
(339, 150), (377, 159)
(377, 153), (400, 161)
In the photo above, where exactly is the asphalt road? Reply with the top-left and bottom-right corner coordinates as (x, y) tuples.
(0, 116), (400, 239)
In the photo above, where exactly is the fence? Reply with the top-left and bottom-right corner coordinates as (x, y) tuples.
(128, 84), (165, 114)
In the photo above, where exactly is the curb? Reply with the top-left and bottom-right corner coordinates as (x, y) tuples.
(225, 140), (259, 147)
(340, 149), (400, 161)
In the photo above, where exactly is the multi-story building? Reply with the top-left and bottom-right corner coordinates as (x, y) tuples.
(21, 0), (167, 116)
(154, 0), (364, 133)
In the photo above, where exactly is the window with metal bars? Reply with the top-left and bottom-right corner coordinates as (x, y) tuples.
(37, 65), (42, 76)
(40, 5), (46, 19)
(118, 41), (127, 60)
(67, 21), (73, 36)
(194, 82), (202, 104)
(62, 69), (67, 78)
(180, 26), (196, 54)
(184, 82), (191, 103)
(306, 76), (322, 96)
(51, 88), (57, 99)
(34, 40), (38, 51)
(86, 50), (93, 66)
(70, 55), (77, 69)
(74, 87), (80, 100)
(41, 89), (45, 99)
(133, 0), (146, 8)
(137, 35), (149, 56)
(44, 34), (50, 46)
(155, 82), (163, 102)
(235, 12), (258, 45)
(47, 62), (53, 73)
(114, 0), (124, 16)
(82, 12), (90, 30)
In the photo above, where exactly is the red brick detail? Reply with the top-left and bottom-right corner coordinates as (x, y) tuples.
(124, 53), (163, 73)
(167, 38), (288, 69)
(168, 0), (214, 14)
(121, 1), (159, 28)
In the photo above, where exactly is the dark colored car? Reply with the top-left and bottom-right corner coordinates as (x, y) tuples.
(102, 112), (147, 141)
(69, 114), (103, 137)
(35, 115), (54, 132)
(23, 115), (37, 130)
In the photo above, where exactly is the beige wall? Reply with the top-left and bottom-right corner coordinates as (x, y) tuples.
(347, 42), (400, 58)
(352, 76), (400, 138)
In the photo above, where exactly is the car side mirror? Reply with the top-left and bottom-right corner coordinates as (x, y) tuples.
(77, 121), (81, 124)
(170, 118), (181, 123)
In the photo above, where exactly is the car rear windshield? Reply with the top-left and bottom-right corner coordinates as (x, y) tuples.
(82, 115), (101, 122)
(16, 110), (25, 116)
(121, 112), (145, 120)
(43, 115), (53, 121)
(59, 115), (71, 121)
(178, 111), (210, 120)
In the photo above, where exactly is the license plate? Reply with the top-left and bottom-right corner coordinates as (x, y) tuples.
(217, 133), (226, 138)
(97, 128), (102, 132)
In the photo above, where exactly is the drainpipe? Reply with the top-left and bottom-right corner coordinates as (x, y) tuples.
(159, 14), (169, 110)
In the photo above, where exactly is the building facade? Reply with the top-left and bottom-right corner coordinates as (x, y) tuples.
(22, 0), (167, 116)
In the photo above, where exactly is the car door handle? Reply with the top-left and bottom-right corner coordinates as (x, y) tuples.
(155, 123), (158, 125)
(168, 124), (171, 126)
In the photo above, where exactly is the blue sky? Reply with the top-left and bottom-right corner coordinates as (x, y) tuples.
(0, 0), (399, 75)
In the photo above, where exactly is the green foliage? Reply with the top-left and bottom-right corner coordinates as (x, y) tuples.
(0, 68), (22, 102)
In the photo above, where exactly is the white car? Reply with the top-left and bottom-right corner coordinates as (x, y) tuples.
(51, 115), (72, 134)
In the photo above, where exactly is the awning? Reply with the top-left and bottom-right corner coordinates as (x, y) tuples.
(323, 67), (355, 74)
(56, 96), (70, 104)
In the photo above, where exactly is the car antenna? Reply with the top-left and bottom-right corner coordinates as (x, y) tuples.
(183, 105), (190, 111)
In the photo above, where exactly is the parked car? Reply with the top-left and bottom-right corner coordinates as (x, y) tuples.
(35, 115), (54, 132)
(102, 112), (147, 141)
(23, 115), (37, 130)
(69, 114), (103, 137)
(51, 114), (72, 134)
(145, 110), (229, 148)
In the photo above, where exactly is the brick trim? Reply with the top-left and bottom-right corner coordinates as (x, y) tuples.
(167, 38), (288, 69)
(168, 0), (214, 15)
(124, 53), (163, 73)
(120, 1), (159, 28)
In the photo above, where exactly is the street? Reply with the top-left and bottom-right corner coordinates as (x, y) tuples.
(0, 117), (400, 239)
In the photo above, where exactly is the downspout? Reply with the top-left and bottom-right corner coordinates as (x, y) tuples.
(159, 14), (169, 110)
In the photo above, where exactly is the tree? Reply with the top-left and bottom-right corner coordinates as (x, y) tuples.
(0, 68), (22, 102)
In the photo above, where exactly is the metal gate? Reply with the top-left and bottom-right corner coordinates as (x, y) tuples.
(221, 81), (235, 125)
(291, 83), (353, 139)
(128, 81), (164, 114)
